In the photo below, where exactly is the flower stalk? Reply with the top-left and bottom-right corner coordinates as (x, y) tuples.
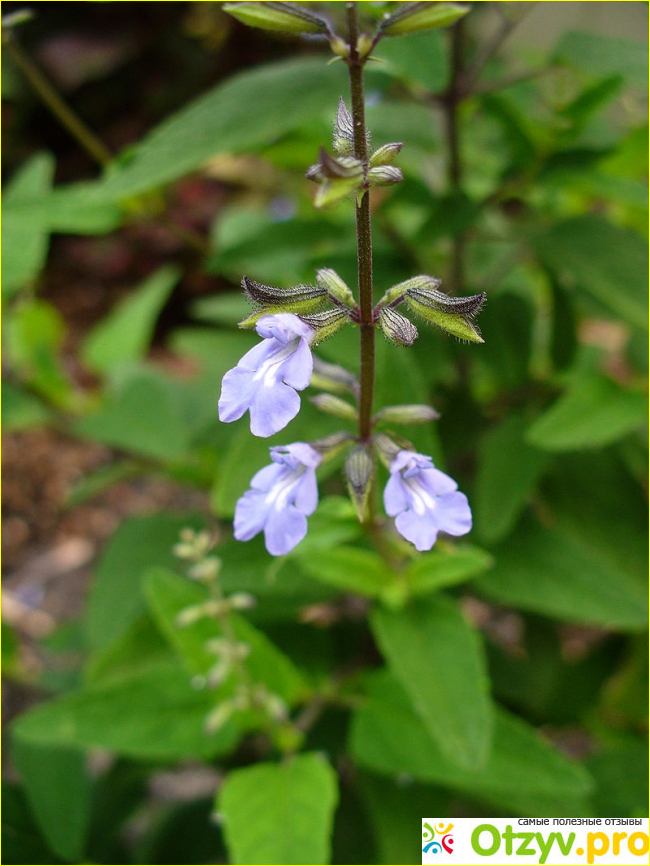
(346, 2), (375, 445)
(219, 0), (479, 559)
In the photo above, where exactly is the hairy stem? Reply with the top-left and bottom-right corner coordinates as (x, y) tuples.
(346, 2), (374, 443)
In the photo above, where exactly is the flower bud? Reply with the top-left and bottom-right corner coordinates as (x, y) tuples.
(404, 286), (486, 343)
(356, 32), (374, 60)
(299, 308), (350, 342)
(188, 556), (221, 582)
(345, 445), (375, 522)
(329, 36), (350, 60)
(204, 700), (235, 734)
(228, 592), (257, 611)
(206, 660), (230, 689)
(369, 142), (403, 167)
(374, 404), (440, 425)
(310, 431), (354, 461)
(332, 97), (371, 157)
(313, 175), (364, 208)
(175, 604), (208, 627)
(375, 274), (441, 310)
(263, 692), (289, 722)
(242, 276), (326, 314)
(378, 307), (419, 346)
(333, 97), (355, 157)
(310, 393), (358, 421)
(316, 268), (357, 309)
(368, 165), (404, 187)
(308, 148), (363, 181)
(222, 2), (331, 35)
(307, 147), (364, 208)
(378, 2), (470, 37)
(373, 432), (412, 469)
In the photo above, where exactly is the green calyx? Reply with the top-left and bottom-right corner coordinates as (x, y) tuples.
(300, 308), (351, 343)
(404, 286), (486, 343)
(222, 2), (331, 36)
(378, 2), (470, 37)
(238, 276), (328, 326)
(345, 445), (375, 522)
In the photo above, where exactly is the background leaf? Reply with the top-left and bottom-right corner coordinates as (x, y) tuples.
(534, 215), (648, 330)
(371, 596), (493, 769)
(10, 742), (92, 862)
(11, 660), (236, 761)
(349, 671), (593, 817)
(86, 513), (203, 651)
(99, 57), (349, 199)
(474, 511), (647, 631)
(74, 367), (193, 461)
(526, 370), (647, 451)
(143, 566), (307, 704)
(81, 265), (180, 373)
(2, 153), (55, 298)
(474, 415), (550, 541)
(554, 31), (649, 89)
(218, 753), (338, 866)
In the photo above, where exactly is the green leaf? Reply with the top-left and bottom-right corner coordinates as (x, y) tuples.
(367, 101), (439, 154)
(206, 534), (338, 623)
(474, 512), (647, 631)
(474, 415), (550, 542)
(143, 567), (306, 704)
(11, 741), (91, 862)
(1, 782), (65, 865)
(375, 30), (447, 92)
(526, 371), (647, 451)
(587, 735), (649, 819)
(559, 75), (624, 134)
(349, 671), (593, 817)
(1, 382), (51, 431)
(74, 366), (192, 462)
(554, 31), (648, 89)
(359, 774), (451, 866)
(86, 513), (204, 651)
(5, 300), (73, 407)
(294, 545), (398, 600)
(2, 154), (54, 298)
(134, 799), (227, 866)
(405, 544), (494, 594)
(11, 661), (236, 761)
(371, 596), (493, 769)
(81, 266), (180, 373)
(100, 57), (349, 200)
(534, 215), (648, 330)
(218, 753), (338, 866)
(85, 615), (172, 687)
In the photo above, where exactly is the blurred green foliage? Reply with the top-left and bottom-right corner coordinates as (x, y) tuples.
(3, 3), (647, 863)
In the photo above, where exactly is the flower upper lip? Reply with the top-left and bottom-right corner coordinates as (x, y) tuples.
(218, 313), (316, 438)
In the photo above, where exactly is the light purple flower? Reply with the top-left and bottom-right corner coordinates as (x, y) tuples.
(219, 314), (315, 438)
(234, 443), (321, 556)
(384, 450), (472, 551)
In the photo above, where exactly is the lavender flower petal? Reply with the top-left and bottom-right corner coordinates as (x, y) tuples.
(233, 442), (322, 556)
(384, 449), (472, 552)
(218, 314), (315, 437)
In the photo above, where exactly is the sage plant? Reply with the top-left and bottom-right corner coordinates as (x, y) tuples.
(219, 1), (484, 557)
